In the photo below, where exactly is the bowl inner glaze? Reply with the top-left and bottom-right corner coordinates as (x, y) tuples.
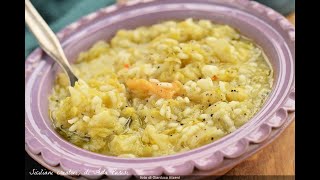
(28, 0), (294, 163)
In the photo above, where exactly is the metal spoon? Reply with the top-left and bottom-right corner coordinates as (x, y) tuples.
(25, 0), (78, 86)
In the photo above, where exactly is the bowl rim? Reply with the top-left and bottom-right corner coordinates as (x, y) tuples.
(25, 113), (295, 178)
(25, 0), (295, 177)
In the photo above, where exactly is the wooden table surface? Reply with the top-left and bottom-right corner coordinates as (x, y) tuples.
(225, 13), (295, 176)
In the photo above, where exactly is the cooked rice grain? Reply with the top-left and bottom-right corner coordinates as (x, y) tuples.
(49, 19), (273, 157)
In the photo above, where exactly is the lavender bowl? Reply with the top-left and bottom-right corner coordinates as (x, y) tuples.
(25, 0), (295, 178)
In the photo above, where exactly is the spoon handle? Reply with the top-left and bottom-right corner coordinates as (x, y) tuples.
(25, 0), (78, 86)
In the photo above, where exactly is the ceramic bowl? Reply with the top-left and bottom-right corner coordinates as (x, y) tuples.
(25, 0), (295, 178)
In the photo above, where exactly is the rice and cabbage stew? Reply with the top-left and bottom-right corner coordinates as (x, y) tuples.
(49, 19), (273, 158)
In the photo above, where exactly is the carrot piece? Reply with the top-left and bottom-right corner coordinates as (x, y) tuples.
(126, 79), (181, 99)
(124, 64), (130, 68)
(211, 75), (218, 81)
